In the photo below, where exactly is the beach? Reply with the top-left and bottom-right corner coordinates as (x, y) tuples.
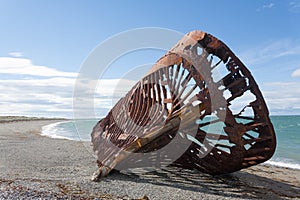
(0, 120), (299, 199)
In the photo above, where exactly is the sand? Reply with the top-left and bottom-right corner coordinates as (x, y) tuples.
(0, 120), (299, 199)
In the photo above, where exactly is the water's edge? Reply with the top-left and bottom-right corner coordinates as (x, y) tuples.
(41, 120), (300, 170)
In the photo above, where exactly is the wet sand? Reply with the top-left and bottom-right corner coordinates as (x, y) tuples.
(0, 120), (299, 199)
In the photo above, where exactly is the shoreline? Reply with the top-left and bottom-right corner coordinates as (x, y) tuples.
(0, 120), (299, 199)
(42, 120), (300, 171)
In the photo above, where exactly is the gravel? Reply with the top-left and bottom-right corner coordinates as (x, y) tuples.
(0, 120), (299, 199)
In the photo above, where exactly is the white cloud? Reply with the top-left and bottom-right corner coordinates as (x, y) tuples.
(239, 39), (300, 65)
(256, 3), (275, 12)
(263, 3), (275, 9)
(0, 76), (75, 117)
(73, 78), (136, 118)
(0, 56), (137, 118)
(96, 78), (136, 97)
(8, 52), (23, 57)
(289, 2), (300, 13)
(0, 77), (138, 118)
(0, 57), (77, 77)
(262, 82), (300, 115)
(0, 77), (75, 87)
(0, 77), (135, 118)
(291, 69), (300, 77)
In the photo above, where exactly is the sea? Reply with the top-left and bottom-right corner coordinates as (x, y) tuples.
(41, 115), (300, 170)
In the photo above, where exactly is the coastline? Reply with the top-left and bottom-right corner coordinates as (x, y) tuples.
(42, 120), (300, 171)
(0, 120), (299, 199)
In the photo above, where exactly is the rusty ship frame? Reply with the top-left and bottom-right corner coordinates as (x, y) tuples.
(91, 30), (276, 181)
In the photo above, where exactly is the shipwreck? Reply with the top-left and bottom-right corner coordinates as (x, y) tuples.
(91, 30), (276, 181)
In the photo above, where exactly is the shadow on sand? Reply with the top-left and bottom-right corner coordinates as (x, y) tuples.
(104, 167), (300, 199)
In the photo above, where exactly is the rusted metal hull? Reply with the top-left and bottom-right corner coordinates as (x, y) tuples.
(91, 30), (276, 181)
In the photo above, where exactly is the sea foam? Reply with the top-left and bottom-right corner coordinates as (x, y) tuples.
(41, 121), (80, 140)
(265, 160), (300, 170)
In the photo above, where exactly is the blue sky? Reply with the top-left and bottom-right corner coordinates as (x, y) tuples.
(0, 0), (300, 117)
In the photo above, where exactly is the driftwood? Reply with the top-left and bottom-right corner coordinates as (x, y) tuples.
(91, 30), (276, 181)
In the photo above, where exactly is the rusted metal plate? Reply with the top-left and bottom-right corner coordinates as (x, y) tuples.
(91, 30), (276, 181)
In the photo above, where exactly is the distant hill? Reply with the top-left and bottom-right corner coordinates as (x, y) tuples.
(0, 116), (66, 123)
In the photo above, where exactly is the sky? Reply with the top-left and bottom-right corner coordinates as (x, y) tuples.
(0, 0), (300, 118)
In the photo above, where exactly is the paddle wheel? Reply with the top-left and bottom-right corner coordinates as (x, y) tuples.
(91, 30), (276, 181)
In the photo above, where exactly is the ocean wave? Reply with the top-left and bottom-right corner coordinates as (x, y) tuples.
(41, 120), (95, 141)
(41, 121), (81, 141)
(264, 160), (300, 170)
